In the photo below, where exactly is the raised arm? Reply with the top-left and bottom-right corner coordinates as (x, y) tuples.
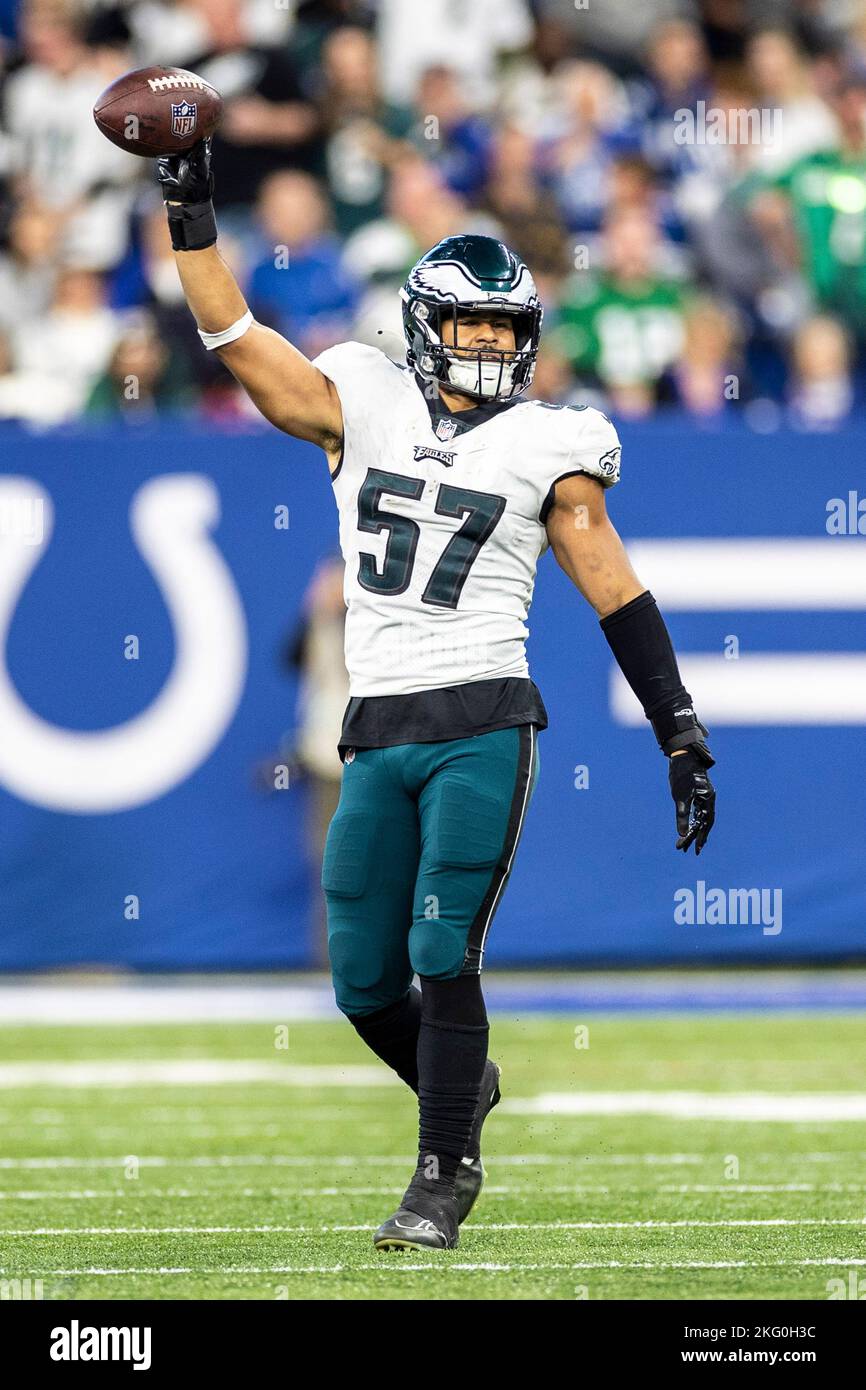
(157, 139), (343, 467)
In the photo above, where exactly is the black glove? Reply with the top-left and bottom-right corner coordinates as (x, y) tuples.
(155, 137), (217, 251)
(668, 741), (716, 855)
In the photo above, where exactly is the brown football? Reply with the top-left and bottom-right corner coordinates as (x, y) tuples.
(93, 66), (222, 157)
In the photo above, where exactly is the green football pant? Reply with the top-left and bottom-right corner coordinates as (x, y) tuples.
(322, 724), (540, 1017)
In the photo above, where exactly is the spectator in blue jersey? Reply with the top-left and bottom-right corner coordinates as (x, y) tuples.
(412, 65), (493, 203)
(536, 60), (639, 234)
(630, 19), (712, 185)
(248, 171), (359, 358)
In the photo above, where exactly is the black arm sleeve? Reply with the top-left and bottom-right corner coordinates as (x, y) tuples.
(599, 590), (711, 755)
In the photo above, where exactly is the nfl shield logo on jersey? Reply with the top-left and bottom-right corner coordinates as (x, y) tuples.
(171, 101), (198, 138)
(435, 417), (457, 442)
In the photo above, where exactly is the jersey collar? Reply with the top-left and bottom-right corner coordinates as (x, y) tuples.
(414, 371), (522, 440)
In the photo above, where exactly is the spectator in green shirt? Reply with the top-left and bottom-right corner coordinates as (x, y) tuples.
(750, 71), (866, 341)
(552, 207), (685, 416)
(316, 27), (416, 239)
(85, 315), (193, 421)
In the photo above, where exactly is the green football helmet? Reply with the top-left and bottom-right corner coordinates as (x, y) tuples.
(400, 235), (543, 402)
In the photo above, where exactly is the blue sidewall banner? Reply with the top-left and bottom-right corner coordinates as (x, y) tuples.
(0, 419), (863, 968)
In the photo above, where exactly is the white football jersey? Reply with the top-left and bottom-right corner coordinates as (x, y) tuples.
(312, 342), (621, 698)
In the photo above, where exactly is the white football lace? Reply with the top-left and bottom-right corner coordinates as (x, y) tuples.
(147, 75), (211, 92)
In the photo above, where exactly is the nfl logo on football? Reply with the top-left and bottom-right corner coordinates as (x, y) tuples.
(435, 417), (457, 443)
(171, 100), (197, 138)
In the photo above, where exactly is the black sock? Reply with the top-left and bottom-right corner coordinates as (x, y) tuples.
(403, 974), (489, 1222)
(346, 986), (421, 1092)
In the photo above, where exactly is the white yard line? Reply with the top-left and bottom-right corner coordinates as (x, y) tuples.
(0, 1154), (697, 1170)
(0, 1151), (856, 1170)
(0, 983), (339, 1024)
(659, 1183), (852, 1193)
(3, 1217), (865, 1236)
(3, 1257), (865, 1276)
(5, 1069), (863, 1122)
(2, 1180), (864, 1200)
(506, 1092), (866, 1122)
(0, 1062), (398, 1089)
(0, 1188), (407, 1200)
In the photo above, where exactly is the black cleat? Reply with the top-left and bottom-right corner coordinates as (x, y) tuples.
(373, 1203), (458, 1252)
(454, 1059), (502, 1224)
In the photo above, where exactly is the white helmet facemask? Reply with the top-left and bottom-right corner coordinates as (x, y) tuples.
(415, 299), (532, 401)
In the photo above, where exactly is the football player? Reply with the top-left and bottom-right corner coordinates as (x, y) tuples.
(158, 139), (716, 1252)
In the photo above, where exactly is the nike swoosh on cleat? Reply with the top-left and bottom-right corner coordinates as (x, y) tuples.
(394, 1217), (441, 1234)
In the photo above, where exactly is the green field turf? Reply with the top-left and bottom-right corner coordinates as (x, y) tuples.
(1, 1011), (865, 1301)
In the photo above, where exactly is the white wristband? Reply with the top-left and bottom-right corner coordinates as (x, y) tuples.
(197, 309), (254, 351)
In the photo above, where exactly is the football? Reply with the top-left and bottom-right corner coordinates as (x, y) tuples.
(93, 65), (222, 157)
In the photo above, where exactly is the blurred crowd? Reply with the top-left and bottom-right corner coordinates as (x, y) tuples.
(1, 0), (866, 430)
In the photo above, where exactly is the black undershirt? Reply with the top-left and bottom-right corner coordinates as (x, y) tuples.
(418, 372), (523, 437)
(338, 678), (548, 759)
